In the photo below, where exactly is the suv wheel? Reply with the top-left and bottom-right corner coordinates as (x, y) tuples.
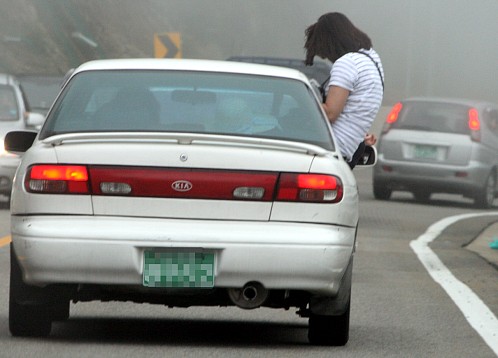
(9, 245), (57, 337)
(373, 180), (392, 200)
(413, 190), (430, 203)
(474, 173), (496, 209)
(308, 300), (350, 346)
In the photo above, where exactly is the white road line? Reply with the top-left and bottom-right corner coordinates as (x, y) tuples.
(410, 212), (498, 356)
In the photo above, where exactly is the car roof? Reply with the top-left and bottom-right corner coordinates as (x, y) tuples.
(402, 97), (497, 109)
(72, 58), (311, 83)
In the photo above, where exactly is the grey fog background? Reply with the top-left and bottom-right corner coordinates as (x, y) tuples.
(0, 0), (497, 105)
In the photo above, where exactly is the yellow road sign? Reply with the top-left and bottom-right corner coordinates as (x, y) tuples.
(154, 32), (182, 58)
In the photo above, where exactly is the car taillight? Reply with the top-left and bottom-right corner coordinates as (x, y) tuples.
(383, 102), (403, 134)
(468, 107), (481, 142)
(276, 173), (343, 203)
(26, 165), (89, 194)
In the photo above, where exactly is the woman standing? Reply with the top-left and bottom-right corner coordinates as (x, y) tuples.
(304, 12), (384, 169)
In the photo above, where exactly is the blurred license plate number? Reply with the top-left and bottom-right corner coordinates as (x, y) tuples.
(143, 251), (214, 288)
(414, 145), (437, 159)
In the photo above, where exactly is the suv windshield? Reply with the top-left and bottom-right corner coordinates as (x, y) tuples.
(0, 85), (19, 121)
(41, 70), (333, 150)
(394, 101), (471, 135)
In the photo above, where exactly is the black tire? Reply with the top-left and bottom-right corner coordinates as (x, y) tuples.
(51, 300), (71, 322)
(474, 173), (496, 209)
(373, 180), (392, 200)
(9, 245), (53, 337)
(413, 190), (430, 203)
(308, 300), (350, 346)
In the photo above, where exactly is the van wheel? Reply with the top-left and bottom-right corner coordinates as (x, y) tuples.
(474, 173), (496, 209)
(308, 300), (350, 346)
(9, 245), (53, 337)
(373, 180), (392, 200)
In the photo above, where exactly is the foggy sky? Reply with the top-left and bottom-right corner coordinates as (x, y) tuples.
(1, 0), (497, 105)
(147, 0), (498, 105)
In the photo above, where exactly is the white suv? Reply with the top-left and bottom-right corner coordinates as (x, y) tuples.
(0, 73), (45, 203)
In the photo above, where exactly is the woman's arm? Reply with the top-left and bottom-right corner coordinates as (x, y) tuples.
(322, 85), (350, 123)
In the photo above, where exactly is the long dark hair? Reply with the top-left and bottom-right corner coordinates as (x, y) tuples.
(304, 12), (372, 65)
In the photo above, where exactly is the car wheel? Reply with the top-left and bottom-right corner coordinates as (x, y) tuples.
(308, 299), (350, 346)
(474, 173), (496, 209)
(9, 245), (53, 337)
(413, 190), (430, 203)
(373, 180), (392, 200)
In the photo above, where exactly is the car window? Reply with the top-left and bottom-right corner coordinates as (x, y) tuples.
(393, 101), (470, 135)
(41, 70), (334, 150)
(484, 108), (498, 136)
(0, 85), (19, 121)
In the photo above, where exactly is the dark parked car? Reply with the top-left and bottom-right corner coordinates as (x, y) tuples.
(17, 75), (64, 116)
(373, 97), (498, 208)
(227, 56), (331, 84)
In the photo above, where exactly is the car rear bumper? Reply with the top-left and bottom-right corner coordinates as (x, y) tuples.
(373, 158), (490, 195)
(11, 215), (356, 297)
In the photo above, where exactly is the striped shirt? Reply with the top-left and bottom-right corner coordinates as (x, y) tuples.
(325, 48), (384, 161)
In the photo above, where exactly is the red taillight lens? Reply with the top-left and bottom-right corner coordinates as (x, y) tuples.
(468, 108), (480, 130)
(26, 165), (89, 194)
(276, 173), (343, 203)
(383, 102), (403, 134)
(468, 108), (481, 141)
(387, 102), (403, 124)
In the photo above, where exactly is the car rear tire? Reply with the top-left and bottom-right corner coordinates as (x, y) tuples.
(474, 173), (496, 209)
(373, 180), (392, 200)
(9, 245), (54, 337)
(308, 299), (350, 346)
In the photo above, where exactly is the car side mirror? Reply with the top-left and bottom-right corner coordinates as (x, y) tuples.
(357, 145), (377, 166)
(26, 112), (45, 129)
(4, 130), (38, 154)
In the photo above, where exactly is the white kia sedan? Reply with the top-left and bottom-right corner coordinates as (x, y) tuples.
(6, 59), (373, 345)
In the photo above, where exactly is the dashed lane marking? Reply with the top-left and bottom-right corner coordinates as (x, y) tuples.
(410, 213), (498, 356)
(0, 235), (11, 248)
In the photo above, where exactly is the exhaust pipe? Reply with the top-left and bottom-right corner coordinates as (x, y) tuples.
(227, 281), (268, 309)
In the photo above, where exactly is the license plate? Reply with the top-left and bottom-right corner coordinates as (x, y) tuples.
(414, 145), (438, 160)
(143, 251), (214, 288)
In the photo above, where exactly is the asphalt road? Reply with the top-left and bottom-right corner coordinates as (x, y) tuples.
(0, 167), (497, 357)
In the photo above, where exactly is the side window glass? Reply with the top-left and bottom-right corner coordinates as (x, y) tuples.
(485, 108), (498, 136)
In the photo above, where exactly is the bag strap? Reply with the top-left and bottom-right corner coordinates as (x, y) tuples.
(357, 51), (384, 91)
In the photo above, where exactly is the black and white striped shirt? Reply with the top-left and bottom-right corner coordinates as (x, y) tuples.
(326, 48), (384, 161)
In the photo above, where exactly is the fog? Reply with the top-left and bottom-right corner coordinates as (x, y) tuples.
(1, 0), (497, 105)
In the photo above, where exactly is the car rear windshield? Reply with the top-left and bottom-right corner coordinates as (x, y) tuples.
(40, 70), (333, 150)
(393, 101), (472, 135)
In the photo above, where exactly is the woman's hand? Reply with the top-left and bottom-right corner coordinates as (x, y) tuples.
(364, 133), (377, 146)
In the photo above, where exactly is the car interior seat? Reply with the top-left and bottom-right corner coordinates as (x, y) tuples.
(94, 87), (160, 130)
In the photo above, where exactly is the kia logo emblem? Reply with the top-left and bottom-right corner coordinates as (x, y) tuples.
(172, 180), (193, 192)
